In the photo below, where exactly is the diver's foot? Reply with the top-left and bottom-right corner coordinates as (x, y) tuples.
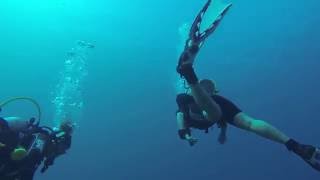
(287, 140), (320, 171)
(187, 44), (200, 55)
(177, 43), (200, 72)
(294, 144), (320, 171)
(176, 61), (192, 76)
(293, 144), (315, 160)
(176, 63), (199, 85)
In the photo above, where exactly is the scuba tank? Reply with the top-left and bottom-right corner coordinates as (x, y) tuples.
(0, 97), (42, 163)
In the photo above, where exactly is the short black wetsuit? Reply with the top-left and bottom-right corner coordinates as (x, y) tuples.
(176, 93), (242, 129)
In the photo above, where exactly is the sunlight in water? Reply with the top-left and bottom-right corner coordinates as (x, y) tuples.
(5, 0), (67, 9)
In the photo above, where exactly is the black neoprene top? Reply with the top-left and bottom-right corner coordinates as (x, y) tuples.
(176, 93), (241, 129)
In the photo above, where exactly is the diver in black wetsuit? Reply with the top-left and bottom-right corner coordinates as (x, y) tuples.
(0, 117), (73, 180)
(176, 80), (239, 145)
(176, 0), (320, 172)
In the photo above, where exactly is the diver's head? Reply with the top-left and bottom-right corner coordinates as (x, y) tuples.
(200, 79), (219, 95)
(59, 120), (74, 135)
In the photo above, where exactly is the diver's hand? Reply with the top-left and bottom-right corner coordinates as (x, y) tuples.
(185, 135), (198, 146)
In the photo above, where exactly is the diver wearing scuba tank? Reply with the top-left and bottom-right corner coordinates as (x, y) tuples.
(0, 117), (73, 180)
(175, 0), (320, 173)
(0, 96), (73, 180)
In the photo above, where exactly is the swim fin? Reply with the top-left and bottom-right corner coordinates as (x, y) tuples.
(177, 0), (232, 69)
(305, 146), (320, 171)
(294, 144), (320, 171)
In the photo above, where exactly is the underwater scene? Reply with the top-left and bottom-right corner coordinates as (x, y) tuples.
(0, 0), (319, 179)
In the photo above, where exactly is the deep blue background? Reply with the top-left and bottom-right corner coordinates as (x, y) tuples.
(0, 0), (319, 179)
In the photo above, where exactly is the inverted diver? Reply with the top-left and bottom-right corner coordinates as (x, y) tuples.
(175, 0), (320, 172)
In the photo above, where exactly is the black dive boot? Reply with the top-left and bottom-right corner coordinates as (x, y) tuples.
(286, 139), (320, 172)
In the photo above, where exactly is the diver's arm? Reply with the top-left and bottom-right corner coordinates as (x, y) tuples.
(190, 84), (222, 123)
(218, 125), (227, 144)
(176, 112), (198, 146)
(176, 94), (192, 132)
(176, 112), (191, 140)
(177, 112), (187, 130)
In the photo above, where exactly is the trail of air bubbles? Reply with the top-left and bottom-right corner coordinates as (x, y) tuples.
(175, 23), (190, 94)
(51, 41), (94, 128)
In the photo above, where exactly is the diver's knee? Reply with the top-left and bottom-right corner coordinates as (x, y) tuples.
(242, 118), (255, 131)
(247, 120), (255, 131)
(234, 113), (256, 131)
(248, 119), (268, 133)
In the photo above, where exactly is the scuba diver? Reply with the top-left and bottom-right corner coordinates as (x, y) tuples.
(176, 0), (320, 172)
(0, 97), (73, 180)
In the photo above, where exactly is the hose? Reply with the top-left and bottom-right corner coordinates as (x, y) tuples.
(0, 97), (42, 124)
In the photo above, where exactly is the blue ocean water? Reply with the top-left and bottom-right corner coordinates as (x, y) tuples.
(0, 0), (319, 179)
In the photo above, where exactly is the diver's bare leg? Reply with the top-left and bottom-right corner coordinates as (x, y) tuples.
(177, 1), (232, 124)
(189, 83), (222, 123)
(233, 113), (290, 144)
(233, 113), (320, 172)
